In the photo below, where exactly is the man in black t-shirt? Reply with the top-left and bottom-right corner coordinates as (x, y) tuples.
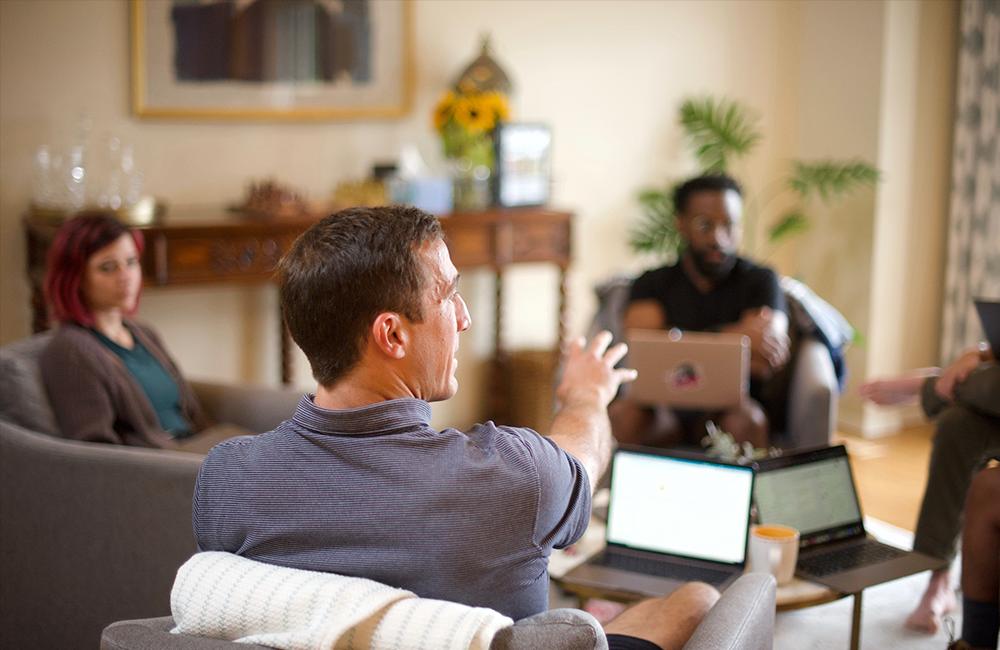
(610, 174), (790, 449)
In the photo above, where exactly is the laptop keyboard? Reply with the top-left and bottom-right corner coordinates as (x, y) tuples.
(798, 540), (905, 577)
(596, 552), (733, 585)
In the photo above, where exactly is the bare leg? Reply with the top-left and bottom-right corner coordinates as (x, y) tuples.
(719, 398), (769, 449)
(604, 582), (719, 650)
(962, 467), (1000, 601)
(905, 567), (956, 634)
(957, 467), (1000, 649)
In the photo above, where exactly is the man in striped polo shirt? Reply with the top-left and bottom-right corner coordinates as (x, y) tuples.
(193, 205), (719, 650)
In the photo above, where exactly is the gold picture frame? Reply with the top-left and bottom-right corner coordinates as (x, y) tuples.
(130, 0), (413, 121)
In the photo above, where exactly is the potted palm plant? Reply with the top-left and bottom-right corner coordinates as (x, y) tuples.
(630, 96), (880, 262)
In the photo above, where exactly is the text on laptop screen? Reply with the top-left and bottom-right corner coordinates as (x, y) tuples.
(606, 452), (753, 564)
(755, 456), (862, 536)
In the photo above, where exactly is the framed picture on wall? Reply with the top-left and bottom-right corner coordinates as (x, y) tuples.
(493, 123), (553, 207)
(130, 0), (413, 120)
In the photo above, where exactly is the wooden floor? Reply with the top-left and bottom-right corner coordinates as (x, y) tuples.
(834, 423), (935, 531)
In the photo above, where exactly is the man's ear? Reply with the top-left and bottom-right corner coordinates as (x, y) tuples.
(371, 312), (408, 360)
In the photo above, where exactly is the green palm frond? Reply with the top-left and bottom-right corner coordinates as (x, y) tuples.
(767, 210), (809, 245)
(679, 97), (762, 172)
(629, 187), (681, 259)
(788, 160), (881, 203)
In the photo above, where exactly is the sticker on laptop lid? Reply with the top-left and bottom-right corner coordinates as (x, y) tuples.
(667, 361), (704, 391)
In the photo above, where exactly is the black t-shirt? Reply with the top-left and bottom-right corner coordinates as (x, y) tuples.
(629, 256), (786, 330)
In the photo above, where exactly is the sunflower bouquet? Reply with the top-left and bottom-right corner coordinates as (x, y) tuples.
(433, 89), (511, 170)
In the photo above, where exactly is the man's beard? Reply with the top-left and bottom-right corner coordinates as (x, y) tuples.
(689, 247), (736, 280)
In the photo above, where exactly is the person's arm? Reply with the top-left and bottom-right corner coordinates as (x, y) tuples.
(720, 269), (790, 376)
(624, 300), (667, 330)
(40, 338), (123, 444)
(722, 306), (790, 377)
(953, 364), (1000, 418)
(936, 343), (994, 401)
(548, 331), (637, 491)
(624, 269), (670, 331)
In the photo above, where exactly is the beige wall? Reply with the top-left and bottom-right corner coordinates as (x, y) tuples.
(0, 0), (955, 432)
(789, 0), (956, 435)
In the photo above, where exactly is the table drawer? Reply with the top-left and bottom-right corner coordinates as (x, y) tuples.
(145, 233), (297, 284)
(510, 221), (571, 263)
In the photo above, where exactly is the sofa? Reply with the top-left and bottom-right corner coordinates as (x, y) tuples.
(0, 332), (301, 649)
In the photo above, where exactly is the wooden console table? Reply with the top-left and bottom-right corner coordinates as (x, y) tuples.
(25, 206), (573, 420)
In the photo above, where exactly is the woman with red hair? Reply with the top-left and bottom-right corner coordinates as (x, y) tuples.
(40, 214), (241, 452)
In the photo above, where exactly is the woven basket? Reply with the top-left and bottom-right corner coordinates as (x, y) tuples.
(505, 348), (559, 434)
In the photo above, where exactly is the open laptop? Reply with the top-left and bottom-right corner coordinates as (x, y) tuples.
(754, 445), (942, 593)
(974, 299), (1000, 352)
(563, 447), (754, 597)
(625, 329), (750, 409)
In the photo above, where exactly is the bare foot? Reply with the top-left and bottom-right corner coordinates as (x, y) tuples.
(860, 369), (938, 406)
(905, 570), (957, 634)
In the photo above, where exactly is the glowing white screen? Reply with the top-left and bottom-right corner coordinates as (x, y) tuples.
(606, 452), (753, 564)
(755, 456), (862, 535)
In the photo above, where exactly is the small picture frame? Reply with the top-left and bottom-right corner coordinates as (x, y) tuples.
(494, 123), (553, 207)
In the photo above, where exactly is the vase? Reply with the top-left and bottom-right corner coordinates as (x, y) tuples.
(451, 158), (492, 212)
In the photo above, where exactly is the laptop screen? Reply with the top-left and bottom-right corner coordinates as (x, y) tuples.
(974, 299), (1000, 352)
(755, 450), (863, 545)
(605, 450), (754, 565)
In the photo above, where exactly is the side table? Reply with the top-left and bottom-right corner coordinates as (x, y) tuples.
(23, 206), (573, 423)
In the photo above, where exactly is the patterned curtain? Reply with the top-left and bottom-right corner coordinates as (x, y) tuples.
(940, 0), (1000, 363)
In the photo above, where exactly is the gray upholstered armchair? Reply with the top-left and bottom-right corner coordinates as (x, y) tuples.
(589, 275), (841, 450)
(99, 573), (775, 650)
(0, 332), (301, 649)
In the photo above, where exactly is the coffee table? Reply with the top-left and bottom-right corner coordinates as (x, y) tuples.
(550, 515), (866, 650)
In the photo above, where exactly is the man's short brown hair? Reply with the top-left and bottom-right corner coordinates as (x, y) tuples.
(278, 205), (443, 386)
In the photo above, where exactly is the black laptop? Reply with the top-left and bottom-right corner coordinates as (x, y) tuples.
(755, 445), (942, 593)
(563, 447), (755, 597)
(974, 299), (1000, 352)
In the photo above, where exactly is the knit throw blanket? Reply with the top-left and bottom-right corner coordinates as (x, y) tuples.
(171, 552), (514, 650)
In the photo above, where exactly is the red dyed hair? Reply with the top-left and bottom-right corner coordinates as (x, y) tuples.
(44, 214), (145, 326)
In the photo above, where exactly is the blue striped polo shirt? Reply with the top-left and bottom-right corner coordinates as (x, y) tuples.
(192, 395), (592, 620)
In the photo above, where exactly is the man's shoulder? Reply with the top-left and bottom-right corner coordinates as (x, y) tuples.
(631, 261), (685, 296)
(464, 422), (568, 463)
(200, 428), (281, 472)
(636, 261), (684, 281)
(734, 255), (778, 276)
(731, 256), (780, 285)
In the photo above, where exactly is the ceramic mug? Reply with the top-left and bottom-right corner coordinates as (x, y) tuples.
(748, 524), (800, 585)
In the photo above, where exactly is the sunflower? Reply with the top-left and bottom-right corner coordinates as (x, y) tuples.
(482, 91), (510, 121)
(433, 90), (457, 132)
(452, 94), (495, 134)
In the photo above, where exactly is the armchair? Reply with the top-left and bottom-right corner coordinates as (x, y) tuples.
(99, 573), (776, 650)
(0, 332), (301, 649)
(590, 275), (840, 450)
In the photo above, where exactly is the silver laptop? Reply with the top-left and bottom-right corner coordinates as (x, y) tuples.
(754, 445), (942, 593)
(974, 299), (1000, 352)
(625, 329), (750, 409)
(563, 447), (754, 597)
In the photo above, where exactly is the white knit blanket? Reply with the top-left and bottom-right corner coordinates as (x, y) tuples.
(171, 552), (513, 650)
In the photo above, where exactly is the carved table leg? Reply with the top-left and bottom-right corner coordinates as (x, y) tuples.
(490, 269), (509, 422)
(280, 307), (293, 386)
